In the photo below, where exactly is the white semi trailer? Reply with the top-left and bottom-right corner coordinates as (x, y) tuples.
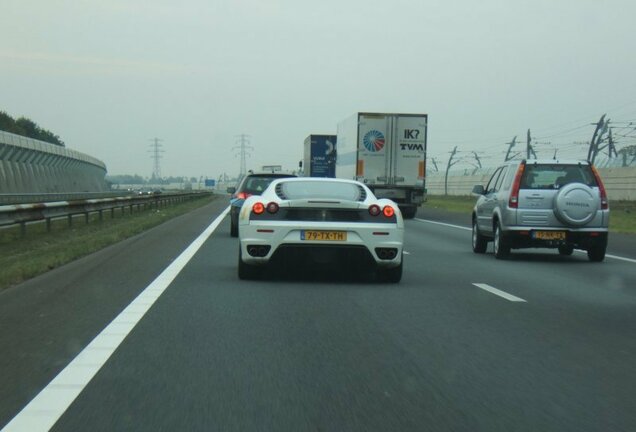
(336, 112), (428, 219)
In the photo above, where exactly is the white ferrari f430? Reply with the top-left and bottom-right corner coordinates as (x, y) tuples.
(237, 177), (404, 282)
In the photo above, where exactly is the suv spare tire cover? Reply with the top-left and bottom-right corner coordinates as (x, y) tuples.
(553, 183), (599, 226)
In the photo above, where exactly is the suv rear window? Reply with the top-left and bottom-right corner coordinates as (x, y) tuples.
(520, 164), (597, 190)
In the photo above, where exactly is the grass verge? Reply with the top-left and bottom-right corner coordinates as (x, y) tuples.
(609, 201), (636, 233)
(0, 194), (218, 291)
(425, 195), (636, 234)
(425, 195), (476, 214)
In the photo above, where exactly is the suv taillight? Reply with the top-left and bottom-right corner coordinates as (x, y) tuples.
(591, 165), (609, 210)
(508, 161), (526, 209)
(237, 192), (252, 200)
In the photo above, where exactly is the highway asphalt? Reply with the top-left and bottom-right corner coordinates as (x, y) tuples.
(1, 200), (635, 431)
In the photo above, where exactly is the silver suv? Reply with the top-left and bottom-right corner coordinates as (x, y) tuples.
(471, 159), (609, 262)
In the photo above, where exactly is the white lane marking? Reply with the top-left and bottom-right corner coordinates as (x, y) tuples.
(416, 218), (636, 264)
(1, 207), (231, 432)
(573, 249), (636, 264)
(472, 283), (527, 303)
(414, 218), (471, 231)
(403, 251), (411, 255)
(605, 253), (636, 264)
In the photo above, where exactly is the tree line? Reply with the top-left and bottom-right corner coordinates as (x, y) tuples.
(0, 110), (64, 146)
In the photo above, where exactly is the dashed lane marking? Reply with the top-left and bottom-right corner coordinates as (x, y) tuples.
(472, 283), (527, 302)
(414, 218), (471, 231)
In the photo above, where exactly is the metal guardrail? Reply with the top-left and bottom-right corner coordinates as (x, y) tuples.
(0, 192), (132, 206)
(0, 191), (213, 235)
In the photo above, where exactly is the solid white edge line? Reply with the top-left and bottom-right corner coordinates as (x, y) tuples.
(416, 218), (636, 264)
(574, 249), (636, 264)
(414, 218), (471, 231)
(1, 206), (231, 432)
(605, 253), (636, 264)
(472, 283), (527, 302)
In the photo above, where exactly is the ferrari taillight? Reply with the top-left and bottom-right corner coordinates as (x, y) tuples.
(266, 202), (279, 214)
(382, 206), (395, 218)
(252, 202), (265, 214)
(368, 204), (381, 216)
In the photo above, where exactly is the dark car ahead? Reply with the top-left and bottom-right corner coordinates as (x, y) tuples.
(227, 171), (296, 237)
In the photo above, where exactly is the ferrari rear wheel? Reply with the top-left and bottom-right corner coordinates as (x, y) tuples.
(238, 249), (262, 280)
(377, 255), (403, 283)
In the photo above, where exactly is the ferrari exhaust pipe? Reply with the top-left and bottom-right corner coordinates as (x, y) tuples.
(375, 248), (398, 260)
(247, 245), (271, 257)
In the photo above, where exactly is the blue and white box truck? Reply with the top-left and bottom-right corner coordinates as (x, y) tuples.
(336, 112), (428, 219)
(303, 134), (337, 178)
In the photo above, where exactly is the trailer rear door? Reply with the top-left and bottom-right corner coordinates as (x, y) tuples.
(391, 115), (427, 187)
(357, 114), (390, 185)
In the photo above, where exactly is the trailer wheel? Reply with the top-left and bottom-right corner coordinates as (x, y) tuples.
(400, 206), (417, 219)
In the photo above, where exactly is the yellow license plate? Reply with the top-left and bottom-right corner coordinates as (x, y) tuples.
(533, 231), (566, 240)
(301, 230), (347, 241)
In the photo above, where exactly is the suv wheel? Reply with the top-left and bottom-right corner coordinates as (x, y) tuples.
(472, 218), (488, 254)
(558, 245), (574, 256)
(587, 244), (606, 262)
(493, 221), (511, 259)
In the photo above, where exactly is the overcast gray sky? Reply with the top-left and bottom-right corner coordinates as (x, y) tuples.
(2, 0), (636, 178)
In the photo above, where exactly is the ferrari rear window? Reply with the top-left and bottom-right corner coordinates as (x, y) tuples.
(277, 181), (365, 201)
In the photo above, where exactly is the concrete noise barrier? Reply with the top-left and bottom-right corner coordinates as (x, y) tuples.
(426, 166), (636, 200)
(0, 130), (108, 194)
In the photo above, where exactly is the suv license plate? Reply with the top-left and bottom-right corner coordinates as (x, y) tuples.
(533, 231), (566, 240)
(301, 230), (347, 241)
